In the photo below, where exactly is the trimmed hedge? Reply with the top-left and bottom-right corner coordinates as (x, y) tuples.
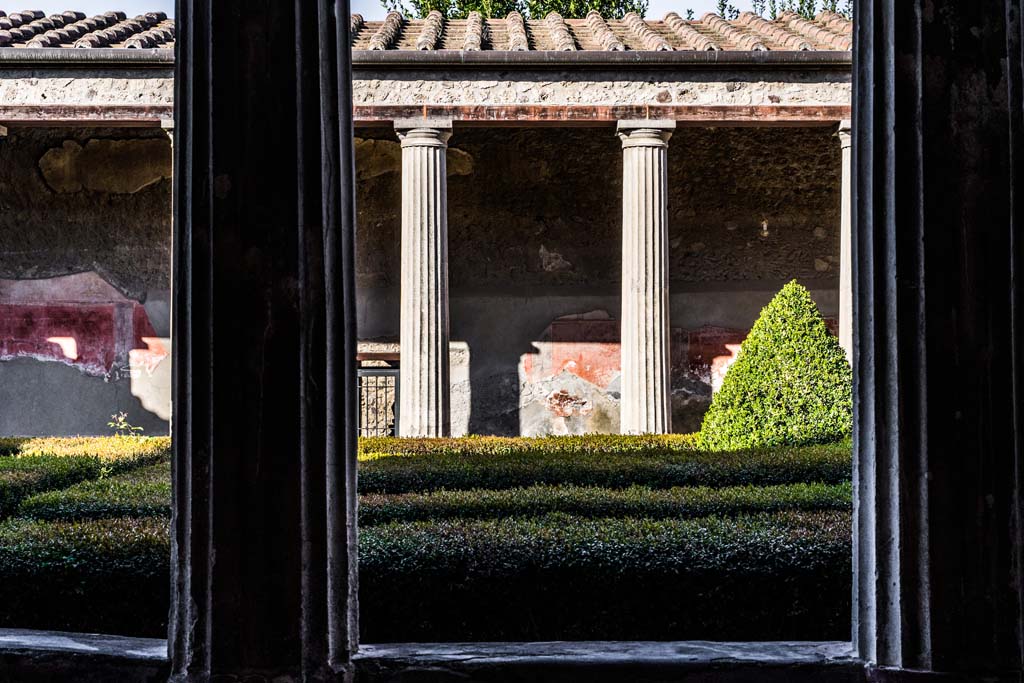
(14, 467), (850, 525)
(0, 436), (170, 459)
(360, 433), (700, 458)
(361, 481), (852, 524)
(700, 281), (853, 450)
(0, 510), (850, 641)
(0, 434), (852, 640)
(359, 439), (852, 494)
(0, 438), (169, 518)
(361, 510), (852, 641)
(18, 462), (171, 521)
(0, 516), (170, 636)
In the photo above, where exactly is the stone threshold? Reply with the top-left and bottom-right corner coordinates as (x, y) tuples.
(0, 629), (864, 681)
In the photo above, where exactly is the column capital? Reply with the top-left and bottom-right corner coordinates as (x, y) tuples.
(395, 119), (452, 147)
(838, 119), (851, 149)
(617, 120), (674, 148)
(161, 119), (174, 144)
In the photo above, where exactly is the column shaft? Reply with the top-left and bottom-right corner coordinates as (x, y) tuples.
(838, 120), (853, 361)
(618, 122), (674, 434)
(397, 123), (451, 437)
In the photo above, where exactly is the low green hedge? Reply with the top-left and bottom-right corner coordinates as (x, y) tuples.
(15, 469), (851, 525)
(361, 481), (852, 524)
(0, 438), (169, 518)
(360, 510), (852, 641)
(359, 439), (852, 494)
(0, 516), (170, 636)
(18, 462), (171, 521)
(0, 510), (850, 641)
(360, 433), (700, 458)
(0, 436), (170, 460)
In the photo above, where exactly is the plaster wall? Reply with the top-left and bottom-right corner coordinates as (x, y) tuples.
(0, 124), (841, 436)
(353, 67), (850, 106)
(0, 127), (171, 436)
(0, 66), (849, 109)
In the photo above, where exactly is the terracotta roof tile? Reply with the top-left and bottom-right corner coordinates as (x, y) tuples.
(0, 9), (851, 52)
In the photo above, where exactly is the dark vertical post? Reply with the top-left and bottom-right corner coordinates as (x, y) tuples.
(854, 0), (1024, 678)
(171, 0), (357, 679)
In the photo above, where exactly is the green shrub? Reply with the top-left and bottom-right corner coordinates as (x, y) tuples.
(0, 516), (170, 636)
(360, 433), (701, 459)
(0, 439), (169, 518)
(360, 510), (852, 641)
(0, 436), (170, 460)
(360, 481), (852, 524)
(359, 438), (851, 493)
(0, 507), (851, 641)
(699, 281), (853, 451)
(18, 462), (171, 521)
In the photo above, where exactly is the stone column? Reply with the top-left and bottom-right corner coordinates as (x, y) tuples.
(837, 120), (853, 362)
(618, 120), (674, 435)
(396, 120), (452, 437)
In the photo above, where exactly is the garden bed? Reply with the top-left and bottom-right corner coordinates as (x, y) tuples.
(0, 435), (852, 640)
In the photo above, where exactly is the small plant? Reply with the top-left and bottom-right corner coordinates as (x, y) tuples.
(699, 281), (853, 451)
(108, 412), (144, 438)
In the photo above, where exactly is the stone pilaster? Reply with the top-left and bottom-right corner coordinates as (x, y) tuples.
(395, 120), (452, 437)
(618, 120), (674, 434)
(837, 120), (852, 362)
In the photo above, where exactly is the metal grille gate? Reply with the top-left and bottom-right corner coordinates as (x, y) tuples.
(357, 357), (399, 437)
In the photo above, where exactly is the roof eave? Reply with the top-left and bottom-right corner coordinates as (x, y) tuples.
(0, 47), (851, 70)
(350, 49), (852, 69)
(0, 47), (174, 67)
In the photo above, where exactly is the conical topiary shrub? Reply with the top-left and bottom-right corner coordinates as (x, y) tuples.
(699, 280), (852, 451)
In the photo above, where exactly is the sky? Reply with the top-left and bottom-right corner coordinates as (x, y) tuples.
(26, 0), (748, 20)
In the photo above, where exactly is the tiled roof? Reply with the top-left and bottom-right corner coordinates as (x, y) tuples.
(0, 9), (852, 52)
(352, 10), (853, 51)
(0, 10), (173, 47)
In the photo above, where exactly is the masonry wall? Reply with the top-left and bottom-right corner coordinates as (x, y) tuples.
(355, 126), (842, 435)
(0, 127), (172, 436)
(0, 124), (839, 437)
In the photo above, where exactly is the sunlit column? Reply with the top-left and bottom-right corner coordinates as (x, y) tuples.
(838, 120), (853, 362)
(618, 120), (674, 435)
(395, 120), (451, 437)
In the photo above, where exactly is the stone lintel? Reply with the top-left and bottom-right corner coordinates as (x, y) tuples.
(616, 119), (677, 132)
(393, 117), (453, 132)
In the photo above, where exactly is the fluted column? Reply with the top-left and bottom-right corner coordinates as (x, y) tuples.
(618, 120), (674, 434)
(837, 120), (852, 362)
(396, 120), (451, 437)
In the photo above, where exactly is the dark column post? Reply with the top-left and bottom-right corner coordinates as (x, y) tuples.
(854, 1), (1024, 679)
(170, 0), (357, 679)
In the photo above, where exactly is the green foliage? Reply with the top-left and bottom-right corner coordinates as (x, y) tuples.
(361, 510), (851, 641)
(0, 443), (167, 518)
(360, 481), (850, 524)
(360, 432), (699, 458)
(18, 462), (171, 522)
(0, 510), (850, 640)
(107, 411), (143, 437)
(699, 281), (852, 451)
(746, 0), (853, 19)
(0, 432), (853, 639)
(0, 435), (170, 460)
(360, 437), (851, 493)
(0, 516), (170, 636)
(382, 0), (644, 20)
